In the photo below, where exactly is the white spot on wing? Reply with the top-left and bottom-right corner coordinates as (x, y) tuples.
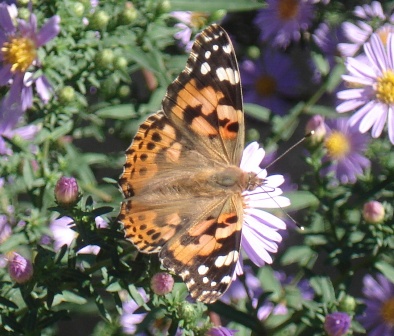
(216, 67), (240, 85)
(223, 44), (232, 54)
(221, 275), (231, 284)
(198, 265), (209, 275)
(205, 50), (211, 59)
(200, 62), (211, 75)
(214, 251), (239, 268)
(203, 276), (209, 284)
(213, 44), (219, 51)
(211, 281), (217, 287)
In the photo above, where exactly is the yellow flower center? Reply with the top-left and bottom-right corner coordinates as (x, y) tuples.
(190, 12), (209, 29)
(376, 69), (394, 104)
(278, 0), (299, 20)
(1, 36), (37, 73)
(377, 25), (394, 46)
(325, 131), (350, 160)
(255, 75), (277, 97)
(381, 297), (394, 326)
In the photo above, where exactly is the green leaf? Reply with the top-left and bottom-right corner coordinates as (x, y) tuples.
(0, 296), (19, 309)
(305, 105), (338, 117)
(169, 0), (265, 11)
(285, 191), (320, 211)
(244, 103), (271, 122)
(281, 246), (315, 266)
(96, 104), (137, 119)
(50, 121), (74, 141)
(257, 267), (281, 297)
(310, 276), (336, 303)
(376, 261), (394, 284)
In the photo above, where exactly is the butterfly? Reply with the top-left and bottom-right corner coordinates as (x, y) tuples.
(118, 24), (264, 303)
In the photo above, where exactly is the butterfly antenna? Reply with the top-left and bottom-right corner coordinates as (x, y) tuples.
(264, 131), (314, 171)
(256, 132), (314, 230)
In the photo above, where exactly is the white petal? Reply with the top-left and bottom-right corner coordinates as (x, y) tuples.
(245, 208), (287, 230)
(248, 196), (290, 209)
(388, 107), (394, 144)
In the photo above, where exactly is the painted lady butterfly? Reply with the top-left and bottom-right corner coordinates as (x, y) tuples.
(118, 24), (265, 303)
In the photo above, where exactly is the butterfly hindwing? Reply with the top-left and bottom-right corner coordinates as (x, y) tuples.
(160, 194), (244, 303)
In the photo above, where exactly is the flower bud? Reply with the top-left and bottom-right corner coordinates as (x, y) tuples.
(117, 3), (138, 25)
(55, 176), (79, 207)
(338, 294), (356, 313)
(363, 201), (385, 224)
(114, 56), (128, 70)
(150, 272), (174, 295)
(58, 86), (76, 103)
(95, 49), (115, 69)
(8, 252), (34, 284)
(89, 10), (110, 30)
(324, 312), (351, 336)
(305, 115), (326, 146)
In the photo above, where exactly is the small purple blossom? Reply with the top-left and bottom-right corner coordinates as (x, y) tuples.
(120, 288), (149, 335)
(240, 51), (300, 115)
(358, 273), (394, 336)
(7, 252), (34, 283)
(322, 118), (370, 184)
(206, 326), (238, 336)
(337, 33), (394, 144)
(254, 0), (315, 48)
(0, 3), (60, 118)
(171, 11), (208, 52)
(50, 216), (108, 254)
(324, 312), (351, 336)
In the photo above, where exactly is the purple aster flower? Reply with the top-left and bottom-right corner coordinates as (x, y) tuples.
(0, 4), (60, 116)
(240, 50), (300, 115)
(7, 252), (34, 283)
(206, 326), (238, 336)
(358, 273), (394, 336)
(254, 0), (315, 48)
(353, 1), (385, 21)
(0, 212), (12, 243)
(257, 271), (314, 320)
(120, 288), (149, 335)
(50, 216), (108, 254)
(237, 142), (289, 272)
(324, 312), (351, 336)
(170, 11), (209, 52)
(321, 118), (370, 184)
(337, 33), (394, 144)
(313, 23), (345, 69)
(0, 119), (40, 156)
(221, 265), (262, 304)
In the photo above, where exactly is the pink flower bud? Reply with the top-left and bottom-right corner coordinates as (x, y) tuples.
(305, 115), (326, 146)
(55, 176), (79, 207)
(150, 272), (174, 295)
(8, 252), (34, 284)
(363, 201), (385, 224)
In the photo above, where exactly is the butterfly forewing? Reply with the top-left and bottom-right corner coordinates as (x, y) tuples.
(119, 24), (245, 304)
(163, 24), (244, 166)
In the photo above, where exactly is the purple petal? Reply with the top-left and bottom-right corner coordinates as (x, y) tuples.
(36, 15), (60, 47)
(0, 3), (15, 33)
